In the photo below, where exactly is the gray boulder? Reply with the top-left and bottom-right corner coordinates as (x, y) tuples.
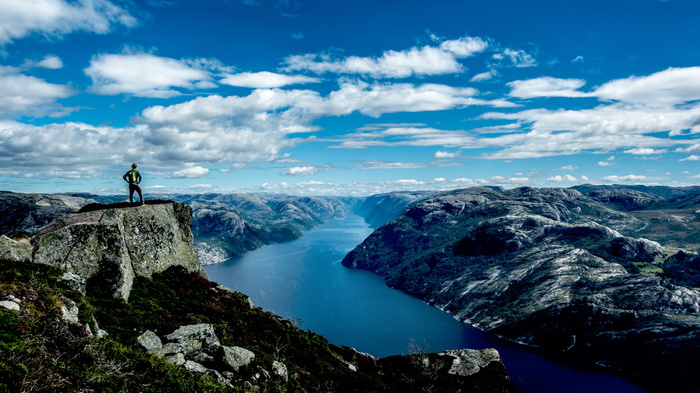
(137, 330), (163, 355)
(219, 345), (255, 371)
(165, 323), (220, 355)
(439, 348), (502, 377)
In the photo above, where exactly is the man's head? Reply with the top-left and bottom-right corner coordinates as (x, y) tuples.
(131, 163), (137, 169)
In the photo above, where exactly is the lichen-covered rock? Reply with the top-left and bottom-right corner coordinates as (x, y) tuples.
(0, 235), (32, 263)
(439, 348), (502, 377)
(271, 360), (288, 381)
(165, 323), (220, 355)
(219, 345), (255, 371)
(137, 330), (163, 355)
(31, 202), (204, 300)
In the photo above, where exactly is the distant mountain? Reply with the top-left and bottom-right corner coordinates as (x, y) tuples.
(342, 186), (700, 392)
(353, 191), (436, 227)
(0, 191), (95, 235)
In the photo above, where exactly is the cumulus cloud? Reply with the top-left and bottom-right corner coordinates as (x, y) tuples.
(85, 52), (218, 98)
(492, 48), (538, 68)
(172, 166), (209, 178)
(0, 0), (136, 45)
(34, 55), (63, 69)
(478, 67), (700, 159)
(284, 166), (323, 176)
(0, 66), (75, 116)
(507, 77), (588, 98)
(546, 174), (578, 182)
(593, 66), (700, 105)
(602, 174), (663, 182)
(434, 150), (461, 159)
(624, 147), (667, 155)
(471, 70), (497, 82)
(680, 155), (700, 161)
(282, 36), (488, 78)
(220, 71), (320, 88)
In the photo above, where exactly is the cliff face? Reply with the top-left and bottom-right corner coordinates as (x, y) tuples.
(27, 202), (203, 300)
(343, 186), (700, 391)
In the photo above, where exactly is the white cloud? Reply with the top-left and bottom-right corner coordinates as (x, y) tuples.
(624, 147), (667, 155)
(602, 174), (663, 182)
(0, 66), (75, 116)
(285, 166), (321, 176)
(85, 52), (217, 98)
(0, 0), (136, 45)
(35, 55), (63, 69)
(471, 70), (497, 82)
(282, 36), (488, 78)
(559, 165), (579, 171)
(507, 77), (588, 98)
(593, 66), (700, 105)
(189, 183), (214, 189)
(572, 56), (584, 63)
(493, 48), (538, 68)
(680, 155), (700, 161)
(547, 175), (578, 183)
(434, 150), (461, 159)
(220, 71), (320, 88)
(546, 174), (578, 182)
(172, 166), (209, 178)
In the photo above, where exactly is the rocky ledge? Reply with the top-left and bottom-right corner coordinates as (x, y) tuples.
(2, 201), (204, 300)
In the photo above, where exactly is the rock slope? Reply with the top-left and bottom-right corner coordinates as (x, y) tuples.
(343, 186), (700, 391)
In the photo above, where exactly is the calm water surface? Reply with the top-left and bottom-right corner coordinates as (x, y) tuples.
(204, 215), (652, 393)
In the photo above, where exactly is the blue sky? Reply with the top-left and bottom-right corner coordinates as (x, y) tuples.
(1, 0), (700, 196)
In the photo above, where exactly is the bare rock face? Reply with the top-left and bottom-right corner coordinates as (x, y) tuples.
(31, 202), (203, 300)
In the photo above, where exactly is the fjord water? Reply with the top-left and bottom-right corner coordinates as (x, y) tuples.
(204, 215), (650, 393)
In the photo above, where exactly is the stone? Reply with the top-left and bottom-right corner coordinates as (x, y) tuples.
(137, 330), (163, 355)
(60, 296), (80, 325)
(165, 324), (220, 355)
(184, 360), (208, 373)
(165, 353), (185, 366)
(0, 300), (20, 312)
(271, 360), (288, 382)
(438, 348), (501, 377)
(219, 345), (255, 371)
(59, 272), (86, 294)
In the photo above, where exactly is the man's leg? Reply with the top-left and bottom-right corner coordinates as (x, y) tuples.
(135, 185), (143, 203)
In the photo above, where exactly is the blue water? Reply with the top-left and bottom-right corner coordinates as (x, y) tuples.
(204, 215), (652, 393)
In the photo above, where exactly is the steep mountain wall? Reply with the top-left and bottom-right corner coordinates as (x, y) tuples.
(342, 187), (700, 391)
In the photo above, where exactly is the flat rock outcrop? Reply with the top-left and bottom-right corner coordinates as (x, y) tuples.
(31, 202), (203, 300)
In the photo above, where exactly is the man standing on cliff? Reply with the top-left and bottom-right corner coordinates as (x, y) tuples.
(123, 163), (144, 204)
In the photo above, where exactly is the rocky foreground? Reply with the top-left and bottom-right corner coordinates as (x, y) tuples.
(343, 186), (700, 392)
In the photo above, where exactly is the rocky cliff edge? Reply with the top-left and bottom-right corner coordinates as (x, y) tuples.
(3, 201), (204, 300)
